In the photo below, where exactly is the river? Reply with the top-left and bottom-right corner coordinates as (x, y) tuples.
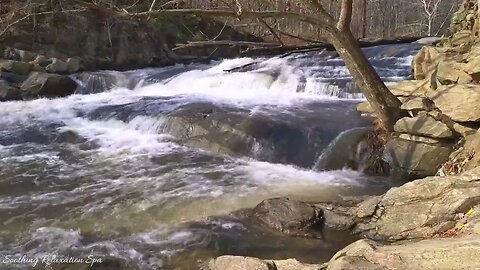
(0, 43), (421, 269)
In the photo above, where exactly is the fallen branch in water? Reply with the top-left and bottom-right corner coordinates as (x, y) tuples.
(172, 40), (280, 51)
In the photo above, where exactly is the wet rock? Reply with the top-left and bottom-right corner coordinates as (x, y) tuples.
(394, 115), (453, 139)
(0, 79), (22, 101)
(436, 61), (472, 85)
(428, 84), (480, 122)
(161, 102), (343, 167)
(20, 71), (77, 98)
(45, 58), (69, 74)
(314, 127), (371, 171)
(0, 60), (32, 75)
(382, 137), (452, 178)
(250, 198), (324, 238)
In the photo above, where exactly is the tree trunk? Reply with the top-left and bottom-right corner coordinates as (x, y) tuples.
(329, 30), (401, 130)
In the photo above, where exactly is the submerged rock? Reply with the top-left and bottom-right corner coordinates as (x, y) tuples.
(314, 127), (372, 171)
(250, 198), (324, 238)
(0, 79), (21, 101)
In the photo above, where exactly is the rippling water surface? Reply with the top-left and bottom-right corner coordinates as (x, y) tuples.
(0, 44), (421, 269)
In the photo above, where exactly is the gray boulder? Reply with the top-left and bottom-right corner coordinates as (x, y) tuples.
(428, 84), (480, 122)
(0, 60), (32, 75)
(20, 72), (77, 98)
(67, 57), (82, 73)
(250, 197), (324, 238)
(45, 58), (68, 74)
(394, 114), (453, 139)
(382, 137), (452, 178)
(0, 80), (22, 101)
(34, 55), (52, 67)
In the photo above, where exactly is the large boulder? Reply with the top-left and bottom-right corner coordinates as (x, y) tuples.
(0, 60), (32, 75)
(428, 84), (480, 122)
(353, 167), (480, 240)
(250, 198), (324, 238)
(393, 114), (453, 139)
(382, 137), (452, 178)
(20, 72), (77, 98)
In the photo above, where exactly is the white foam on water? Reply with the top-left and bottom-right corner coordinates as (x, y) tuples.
(61, 117), (180, 155)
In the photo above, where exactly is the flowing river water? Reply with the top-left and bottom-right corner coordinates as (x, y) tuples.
(0, 44), (421, 269)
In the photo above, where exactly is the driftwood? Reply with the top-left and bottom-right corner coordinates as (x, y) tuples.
(172, 40), (279, 51)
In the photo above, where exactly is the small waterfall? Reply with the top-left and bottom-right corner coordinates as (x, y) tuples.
(314, 127), (372, 171)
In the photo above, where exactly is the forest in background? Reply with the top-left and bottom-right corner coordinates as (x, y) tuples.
(1, 0), (461, 46)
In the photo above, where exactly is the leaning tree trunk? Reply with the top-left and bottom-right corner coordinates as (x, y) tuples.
(330, 30), (401, 130)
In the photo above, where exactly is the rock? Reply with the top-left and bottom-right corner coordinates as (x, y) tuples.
(412, 46), (446, 80)
(314, 127), (372, 171)
(67, 57), (82, 73)
(462, 55), (480, 81)
(33, 55), (52, 67)
(208, 256), (273, 270)
(0, 60), (32, 75)
(354, 167), (480, 240)
(13, 49), (36, 62)
(400, 97), (432, 113)
(250, 198), (324, 238)
(157, 102), (366, 168)
(32, 64), (45, 72)
(397, 133), (443, 144)
(394, 115), (453, 139)
(462, 131), (480, 171)
(0, 80), (22, 101)
(428, 84), (480, 122)
(207, 256), (323, 270)
(452, 122), (478, 137)
(356, 101), (373, 114)
(0, 71), (27, 84)
(436, 61), (472, 85)
(451, 30), (474, 46)
(45, 58), (68, 74)
(387, 80), (429, 97)
(20, 72), (77, 98)
(326, 236), (480, 270)
(382, 137), (452, 178)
